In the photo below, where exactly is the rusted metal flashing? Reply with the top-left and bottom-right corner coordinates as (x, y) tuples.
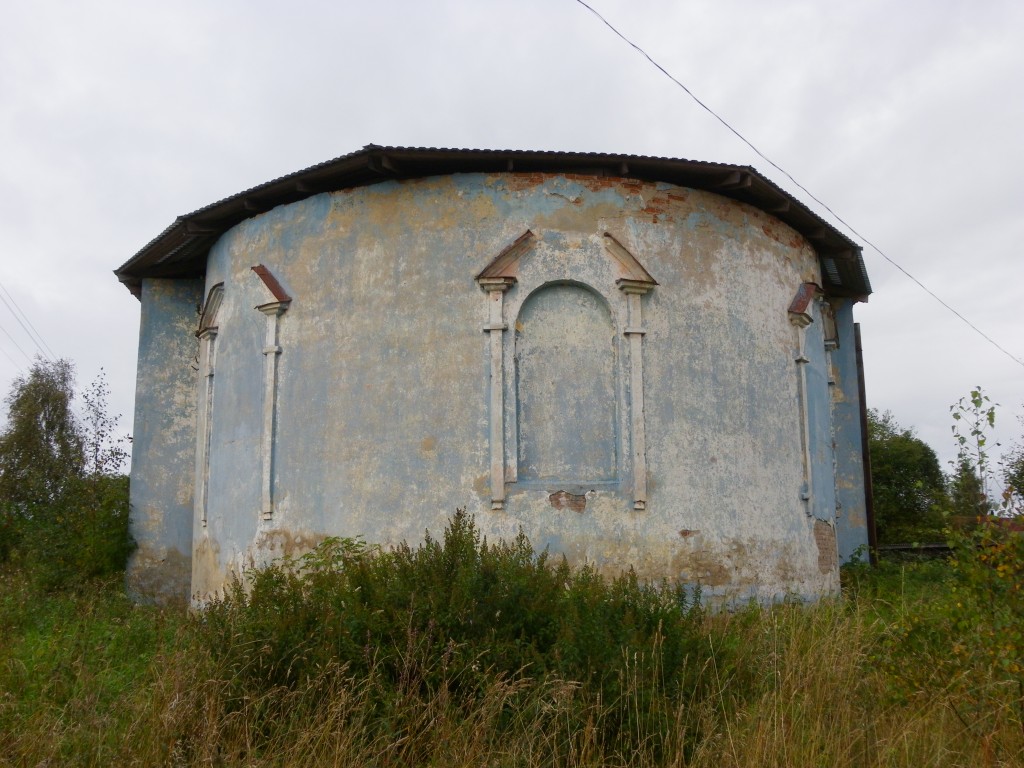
(251, 265), (292, 304)
(788, 282), (821, 328)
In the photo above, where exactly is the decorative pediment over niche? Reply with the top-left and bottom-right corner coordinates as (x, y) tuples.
(603, 233), (658, 292)
(197, 283), (224, 336)
(251, 264), (292, 312)
(788, 282), (821, 329)
(475, 230), (535, 286)
(474, 228), (657, 513)
(474, 230), (658, 293)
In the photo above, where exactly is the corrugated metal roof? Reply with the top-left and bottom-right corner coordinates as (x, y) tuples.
(114, 144), (870, 299)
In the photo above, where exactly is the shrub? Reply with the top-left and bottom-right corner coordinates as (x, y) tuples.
(0, 360), (133, 588)
(3, 540), (1023, 765)
(197, 510), (712, 760)
(948, 518), (1024, 716)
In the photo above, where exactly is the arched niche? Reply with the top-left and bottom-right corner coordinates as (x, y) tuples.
(194, 282), (223, 528)
(476, 231), (657, 511)
(515, 282), (618, 484)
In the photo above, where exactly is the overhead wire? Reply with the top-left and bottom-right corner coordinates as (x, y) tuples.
(0, 344), (22, 373)
(573, 0), (1024, 370)
(0, 280), (56, 360)
(0, 320), (34, 365)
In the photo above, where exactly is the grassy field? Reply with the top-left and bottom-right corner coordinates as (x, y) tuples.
(1, 519), (1021, 767)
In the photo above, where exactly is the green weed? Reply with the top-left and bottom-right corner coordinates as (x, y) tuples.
(1, 513), (1022, 766)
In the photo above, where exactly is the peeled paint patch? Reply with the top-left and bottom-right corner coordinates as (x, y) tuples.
(191, 535), (222, 601)
(679, 548), (731, 587)
(549, 490), (587, 512)
(253, 528), (328, 561)
(814, 520), (837, 574)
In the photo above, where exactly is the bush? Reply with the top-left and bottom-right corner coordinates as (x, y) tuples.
(17, 474), (133, 590)
(3, 534), (1023, 765)
(861, 524), (1024, 752)
(197, 510), (712, 760)
(948, 518), (1024, 702)
(0, 359), (133, 588)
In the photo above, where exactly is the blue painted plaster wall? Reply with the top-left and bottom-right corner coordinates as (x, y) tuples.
(130, 173), (869, 604)
(830, 301), (870, 562)
(126, 278), (202, 605)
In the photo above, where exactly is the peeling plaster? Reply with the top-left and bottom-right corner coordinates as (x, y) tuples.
(126, 278), (202, 606)
(127, 173), (868, 606)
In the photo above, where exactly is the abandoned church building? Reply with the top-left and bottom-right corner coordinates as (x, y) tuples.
(115, 146), (873, 606)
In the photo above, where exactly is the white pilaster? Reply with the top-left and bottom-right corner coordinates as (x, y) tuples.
(479, 277), (515, 510)
(618, 279), (652, 511)
(258, 301), (289, 520)
(790, 309), (814, 510)
(195, 327), (217, 527)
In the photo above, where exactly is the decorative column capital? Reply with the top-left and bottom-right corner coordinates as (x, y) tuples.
(789, 314), (813, 329)
(616, 278), (654, 296)
(478, 277), (517, 293)
(257, 300), (291, 317)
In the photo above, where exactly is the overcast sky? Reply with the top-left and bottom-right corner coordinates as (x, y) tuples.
(1, 0), (1021, 474)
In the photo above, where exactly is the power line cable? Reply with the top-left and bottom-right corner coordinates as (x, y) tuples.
(0, 343), (22, 373)
(573, 0), (1024, 371)
(0, 321), (34, 365)
(0, 292), (50, 362)
(0, 280), (56, 360)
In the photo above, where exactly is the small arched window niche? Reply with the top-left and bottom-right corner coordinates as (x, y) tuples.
(476, 231), (656, 511)
(194, 282), (224, 528)
(516, 282), (618, 484)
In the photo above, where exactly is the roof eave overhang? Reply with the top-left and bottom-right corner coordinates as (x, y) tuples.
(114, 145), (870, 299)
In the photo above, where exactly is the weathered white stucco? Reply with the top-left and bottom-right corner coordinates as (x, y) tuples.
(127, 170), (869, 605)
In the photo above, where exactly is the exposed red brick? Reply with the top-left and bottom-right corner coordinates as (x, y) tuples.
(549, 490), (587, 513)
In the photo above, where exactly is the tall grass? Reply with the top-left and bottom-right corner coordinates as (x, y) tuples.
(1, 517), (1021, 766)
